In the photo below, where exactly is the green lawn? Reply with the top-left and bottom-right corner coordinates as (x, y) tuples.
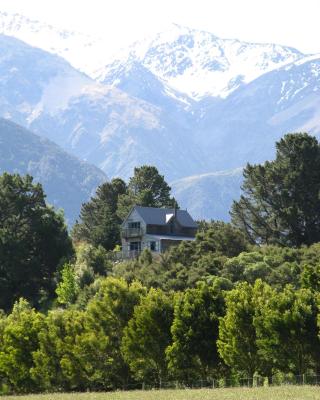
(2, 386), (320, 400)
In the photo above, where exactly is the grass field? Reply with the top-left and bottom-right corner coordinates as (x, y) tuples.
(2, 386), (320, 400)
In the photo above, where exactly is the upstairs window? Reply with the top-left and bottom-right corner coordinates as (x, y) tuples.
(128, 222), (141, 229)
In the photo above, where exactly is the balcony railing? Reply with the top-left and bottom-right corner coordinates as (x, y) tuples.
(112, 250), (161, 261)
(121, 227), (144, 238)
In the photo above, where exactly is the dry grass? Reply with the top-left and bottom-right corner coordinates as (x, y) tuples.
(3, 386), (320, 400)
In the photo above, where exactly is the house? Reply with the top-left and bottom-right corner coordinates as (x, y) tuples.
(120, 205), (198, 258)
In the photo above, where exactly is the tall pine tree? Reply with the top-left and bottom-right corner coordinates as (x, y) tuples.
(231, 133), (320, 246)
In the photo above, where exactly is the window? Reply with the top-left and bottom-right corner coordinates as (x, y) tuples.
(130, 241), (141, 251)
(128, 222), (140, 229)
(150, 241), (156, 251)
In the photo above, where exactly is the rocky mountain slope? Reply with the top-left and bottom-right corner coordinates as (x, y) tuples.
(171, 168), (243, 221)
(98, 24), (304, 100)
(0, 12), (305, 100)
(0, 34), (205, 180)
(0, 118), (106, 224)
(0, 13), (320, 220)
(196, 54), (320, 172)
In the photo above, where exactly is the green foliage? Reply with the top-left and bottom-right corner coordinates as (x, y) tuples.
(128, 165), (176, 208)
(32, 277), (147, 392)
(113, 222), (248, 292)
(255, 286), (320, 375)
(122, 289), (174, 384)
(117, 166), (177, 220)
(217, 281), (269, 377)
(54, 243), (114, 308)
(72, 178), (127, 250)
(4, 134), (320, 393)
(231, 133), (320, 246)
(74, 242), (112, 277)
(83, 277), (147, 389)
(31, 308), (88, 391)
(195, 221), (250, 257)
(221, 249), (301, 288)
(167, 280), (229, 382)
(0, 299), (44, 393)
(4, 149), (320, 393)
(55, 264), (79, 306)
(301, 264), (320, 292)
(0, 173), (73, 311)
(71, 242), (112, 295)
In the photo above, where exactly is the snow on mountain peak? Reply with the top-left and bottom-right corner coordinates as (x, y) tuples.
(0, 11), (107, 74)
(97, 23), (306, 99)
(0, 12), (309, 101)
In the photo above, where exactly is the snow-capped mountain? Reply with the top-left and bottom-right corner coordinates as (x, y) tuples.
(195, 54), (320, 173)
(1, 12), (320, 221)
(0, 34), (93, 126)
(101, 60), (194, 111)
(0, 12), (306, 100)
(0, 34), (206, 180)
(0, 11), (107, 75)
(97, 24), (305, 99)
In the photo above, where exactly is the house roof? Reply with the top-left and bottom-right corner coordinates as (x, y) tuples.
(134, 205), (198, 228)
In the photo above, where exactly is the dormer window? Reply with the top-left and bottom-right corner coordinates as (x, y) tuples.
(166, 213), (174, 223)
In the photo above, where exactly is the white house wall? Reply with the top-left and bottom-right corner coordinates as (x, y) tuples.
(121, 208), (148, 254)
(123, 208), (147, 230)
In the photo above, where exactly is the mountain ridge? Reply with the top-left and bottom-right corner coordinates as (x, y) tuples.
(0, 117), (107, 224)
(0, 15), (320, 221)
(96, 24), (305, 100)
(0, 12), (308, 100)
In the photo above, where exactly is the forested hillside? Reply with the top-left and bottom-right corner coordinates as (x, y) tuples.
(1, 133), (320, 394)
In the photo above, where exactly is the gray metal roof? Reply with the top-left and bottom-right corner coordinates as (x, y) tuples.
(135, 206), (198, 228)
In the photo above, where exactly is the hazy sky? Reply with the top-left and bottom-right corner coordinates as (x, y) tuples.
(1, 0), (320, 54)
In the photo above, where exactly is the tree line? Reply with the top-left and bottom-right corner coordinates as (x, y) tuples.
(1, 269), (320, 393)
(1, 133), (320, 393)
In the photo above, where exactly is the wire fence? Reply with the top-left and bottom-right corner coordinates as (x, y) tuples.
(119, 374), (320, 391)
(2, 374), (320, 395)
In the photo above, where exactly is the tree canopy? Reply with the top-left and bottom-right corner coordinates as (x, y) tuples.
(231, 133), (320, 246)
(117, 165), (177, 220)
(72, 178), (126, 251)
(0, 173), (73, 311)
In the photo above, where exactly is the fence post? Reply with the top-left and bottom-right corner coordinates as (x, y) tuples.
(302, 374), (306, 385)
(142, 382), (145, 390)
(212, 379), (215, 389)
